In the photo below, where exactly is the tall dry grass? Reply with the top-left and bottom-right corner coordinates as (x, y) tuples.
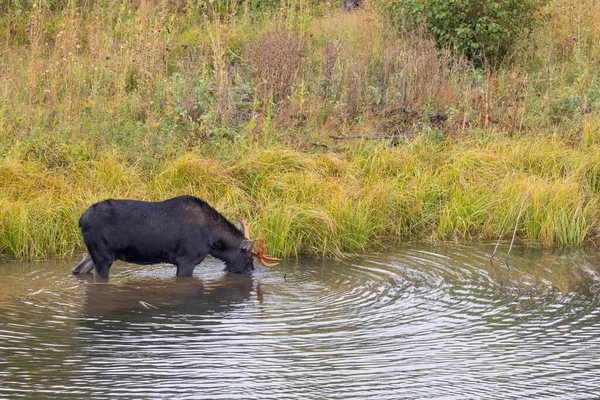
(0, 0), (548, 160)
(1, 0), (600, 259)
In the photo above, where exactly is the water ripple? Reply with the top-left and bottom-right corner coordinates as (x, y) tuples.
(1, 244), (600, 399)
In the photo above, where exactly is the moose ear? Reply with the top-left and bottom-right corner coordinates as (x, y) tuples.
(235, 220), (246, 235)
(240, 239), (255, 252)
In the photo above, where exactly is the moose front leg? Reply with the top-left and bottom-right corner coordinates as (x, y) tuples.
(175, 254), (206, 277)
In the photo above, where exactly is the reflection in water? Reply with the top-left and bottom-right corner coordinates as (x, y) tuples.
(1, 245), (600, 399)
(75, 272), (255, 317)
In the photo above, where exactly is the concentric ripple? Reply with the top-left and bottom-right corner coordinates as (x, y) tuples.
(1, 243), (600, 399)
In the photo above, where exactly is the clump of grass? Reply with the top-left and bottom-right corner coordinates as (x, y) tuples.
(3, 136), (600, 259)
(2, 0), (600, 260)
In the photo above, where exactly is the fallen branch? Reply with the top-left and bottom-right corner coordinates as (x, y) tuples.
(380, 104), (447, 125)
(329, 134), (402, 140)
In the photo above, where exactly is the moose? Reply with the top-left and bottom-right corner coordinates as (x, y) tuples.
(72, 195), (280, 278)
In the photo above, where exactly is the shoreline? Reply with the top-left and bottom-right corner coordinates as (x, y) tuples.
(2, 137), (599, 260)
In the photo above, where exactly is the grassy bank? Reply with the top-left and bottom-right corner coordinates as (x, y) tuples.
(2, 136), (600, 259)
(1, 0), (600, 259)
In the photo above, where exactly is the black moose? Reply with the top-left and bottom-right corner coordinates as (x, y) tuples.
(72, 195), (279, 278)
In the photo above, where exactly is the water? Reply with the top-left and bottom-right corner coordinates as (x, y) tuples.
(1, 243), (600, 399)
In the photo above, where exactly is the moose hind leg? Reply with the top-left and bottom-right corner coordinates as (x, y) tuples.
(72, 254), (95, 274)
(87, 250), (114, 279)
(94, 259), (113, 278)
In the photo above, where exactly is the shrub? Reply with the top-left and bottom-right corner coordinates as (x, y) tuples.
(244, 27), (308, 104)
(380, 0), (546, 66)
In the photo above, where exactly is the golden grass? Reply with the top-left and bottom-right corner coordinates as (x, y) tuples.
(1, 1), (600, 259)
(2, 133), (600, 259)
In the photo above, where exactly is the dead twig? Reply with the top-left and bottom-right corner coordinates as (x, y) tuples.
(505, 194), (528, 267)
(139, 301), (159, 310)
(490, 202), (518, 262)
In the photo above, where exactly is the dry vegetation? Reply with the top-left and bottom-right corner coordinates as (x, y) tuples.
(1, 0), (600, 259)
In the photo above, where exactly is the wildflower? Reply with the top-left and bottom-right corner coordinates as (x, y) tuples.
(105, 55), (110, 60)
(26, 28), (30, 33)
(571, 35), (577, 41)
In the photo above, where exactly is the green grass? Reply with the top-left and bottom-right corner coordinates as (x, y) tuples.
(1, 0), (600, 259)
(2, 136), (600, 259)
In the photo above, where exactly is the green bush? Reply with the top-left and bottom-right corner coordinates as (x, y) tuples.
(380, 0), (546, 66)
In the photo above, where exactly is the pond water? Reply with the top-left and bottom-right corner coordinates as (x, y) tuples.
(1, 243), (600, 399)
